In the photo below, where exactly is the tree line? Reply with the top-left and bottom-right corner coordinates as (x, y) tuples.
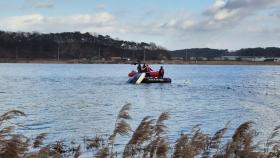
(171, 47), (280, 59)
(0, 31), (169, 61)
(1, 30), (280, 61)
(171, 48), (228, 60)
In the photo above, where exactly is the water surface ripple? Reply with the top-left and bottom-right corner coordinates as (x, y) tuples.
(0, 64), (280, 144)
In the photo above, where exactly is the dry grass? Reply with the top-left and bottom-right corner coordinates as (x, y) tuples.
(1, 105), (280, 158)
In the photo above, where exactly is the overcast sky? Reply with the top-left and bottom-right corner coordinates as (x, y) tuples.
(0, 0), (279, 50)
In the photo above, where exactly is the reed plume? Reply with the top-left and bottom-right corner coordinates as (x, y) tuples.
(95, 147), (109, 158)
(265, 125), (280, 157)
(73, 145), (81, 158)
(172, 125), (209, 158)
(47, 141), (67, 157)
(85, 135), (104, 150)
(144, 112), (170, 158)
(109, 104), (131, 141)
(123, 116), (155, 157)
(109, 103), (132, 156)
(0, 110), (26, 124)
(33, 133), (47, 148)
(0, 135), (29, 158)
(0, 110), (28, 158)
(155, 112), (169, 136)
(210, 127), (228, 150)
(156, 138), (169, 158)
(201, 124), (229, 158)
(173, 133), (189, 158)
(117, 103), (131, 120)
(214, 121), (258, 158)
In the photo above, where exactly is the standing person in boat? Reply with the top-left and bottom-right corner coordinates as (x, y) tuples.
(158, 66), (164, 78)
(137, 63), (142, 73)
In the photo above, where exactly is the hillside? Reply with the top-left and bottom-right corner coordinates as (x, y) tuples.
(170, 47), (280, 59)
(0, 31), (170, 61)
(170, 48), (228, 60)
(1, 30), (280, 62)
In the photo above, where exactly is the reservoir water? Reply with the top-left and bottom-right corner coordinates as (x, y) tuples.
(0, 64), (280, 146)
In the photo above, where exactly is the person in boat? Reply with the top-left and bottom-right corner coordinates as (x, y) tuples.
(142, 64), (147, 72)
(147, 65), (153, 72)
(158, 66), (164, 78)
(137, 63), (142, 73)
(142, 64), (151, 77)
(146, 65), (152, 77)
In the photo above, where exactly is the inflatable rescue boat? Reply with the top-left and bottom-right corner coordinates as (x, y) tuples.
(127, 70), (172, 84)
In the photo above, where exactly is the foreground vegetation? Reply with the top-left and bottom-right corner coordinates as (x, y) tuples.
(1, 104), (280, 158)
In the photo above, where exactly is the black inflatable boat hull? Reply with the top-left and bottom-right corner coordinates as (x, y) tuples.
(142, 77), (171, 83)
(128, 73), (171, 84)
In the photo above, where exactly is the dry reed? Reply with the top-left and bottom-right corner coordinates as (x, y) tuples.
(1, 104), (280, 158)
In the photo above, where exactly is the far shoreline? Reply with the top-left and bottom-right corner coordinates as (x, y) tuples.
(0, 59), (280, 65)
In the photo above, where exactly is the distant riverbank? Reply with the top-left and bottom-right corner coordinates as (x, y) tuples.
(1, 58), (280, 65)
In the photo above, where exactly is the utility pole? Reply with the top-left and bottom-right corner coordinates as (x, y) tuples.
(56, 38), (61, 61)
(57, 46), (60, 61)
(98, 47), (101, 60)
(185, 49), (188, 63)
(143, 49), (146, 62)
(15, 46), (18, 60)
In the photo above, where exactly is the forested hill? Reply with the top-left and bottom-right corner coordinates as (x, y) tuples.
(0, 31), (169, 60)
(171, 47), (280, 59)
(171, 48), (228, 59)
(229, 47), (280, 57)
(1, 30), (280, 61)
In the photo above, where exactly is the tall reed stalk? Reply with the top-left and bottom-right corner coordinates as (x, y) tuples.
(1, 105), (280, 158)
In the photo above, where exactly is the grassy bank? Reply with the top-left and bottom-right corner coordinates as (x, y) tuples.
(1, 104), (280, 158)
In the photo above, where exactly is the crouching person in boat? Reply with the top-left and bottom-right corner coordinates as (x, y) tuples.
(142, 64), (146, 72)
(142, 64), (148, 77)
(143, 64), (153, 77)
(158, 66), (164, 78)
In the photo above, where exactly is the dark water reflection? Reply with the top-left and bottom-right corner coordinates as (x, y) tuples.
(0, 64), (280, 145)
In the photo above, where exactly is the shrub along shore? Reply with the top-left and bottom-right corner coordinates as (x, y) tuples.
(1, 104), (280, 158)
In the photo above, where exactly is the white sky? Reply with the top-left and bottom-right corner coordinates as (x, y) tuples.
(0, 0), (280, 50)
